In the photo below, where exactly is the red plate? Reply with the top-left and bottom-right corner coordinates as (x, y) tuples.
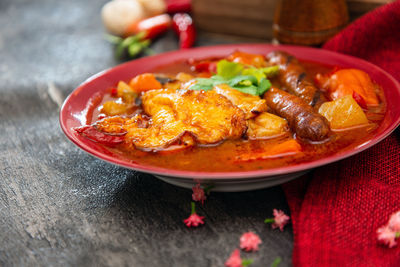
(59, 44), (400, 189)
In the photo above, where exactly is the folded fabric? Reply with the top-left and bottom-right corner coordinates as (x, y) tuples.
(283, 1), (400, 266)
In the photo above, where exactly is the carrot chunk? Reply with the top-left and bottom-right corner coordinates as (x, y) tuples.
(317, 69), (379, 106)
(227, 51), (266, 67)
(129, 73), (162, 92)
(236, 139), (301, 162)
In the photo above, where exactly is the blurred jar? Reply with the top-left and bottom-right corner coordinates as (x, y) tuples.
(273, 0), (349, 46)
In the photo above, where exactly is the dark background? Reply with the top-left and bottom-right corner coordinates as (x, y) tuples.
(0, 0), (293, 266)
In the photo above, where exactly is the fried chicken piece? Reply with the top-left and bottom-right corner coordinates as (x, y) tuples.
(214, 84), (268, 119)
(95, 116), (130, 134)
(109, 89), (247, 151)
(123, 114), (196, 151)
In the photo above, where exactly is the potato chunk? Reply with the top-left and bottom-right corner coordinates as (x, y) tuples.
(318, 95), (368, 129)
(247, 112), (288, 139)
(101, 101), (128, 116)
(117, 81), (137, 103)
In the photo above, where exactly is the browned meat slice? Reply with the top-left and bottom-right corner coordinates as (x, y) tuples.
(267, 51), (326, 107)
(214, 84), (268, 119)
(96, 89), (247, 151)
(264, 88), (331, 141)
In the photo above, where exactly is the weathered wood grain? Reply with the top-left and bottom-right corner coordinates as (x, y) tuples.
(0, 0), (293, 266)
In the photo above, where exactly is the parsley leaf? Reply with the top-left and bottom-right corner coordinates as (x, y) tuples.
(228, 75), (257, 87)
(187, 60), (277, 96)
(216, 60), (244, 79)
(242, 68), (266, 82)
(258, 78), (271, 95)
(262, 65), (280, 77)
(242, 65), (280, 81)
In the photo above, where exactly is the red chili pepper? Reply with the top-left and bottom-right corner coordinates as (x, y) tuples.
(172, 13), (196, 49)
(352, 91), (368, 109)
(125, 14), (172, 39)
(97, 114), (107, 120)
(166, 0), (191, 13)
(74, 125), (125, 146)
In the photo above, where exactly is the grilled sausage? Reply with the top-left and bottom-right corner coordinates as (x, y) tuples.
(264, 88), (331, 141)
(267, 51), (326, 107)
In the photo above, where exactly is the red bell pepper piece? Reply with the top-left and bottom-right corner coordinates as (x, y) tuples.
(194, 61), (217, 73)
(110, 87), (118, 97)
(74, 125), (125, 146)
(125, 14), (172, 39)
(172, 13), (196, 49)
(97, 114), (107, 120)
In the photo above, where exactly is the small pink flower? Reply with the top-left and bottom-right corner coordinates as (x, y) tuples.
(183, 202), (205, 227)
(240, 232), (262, 252)
(265, 209), (290, 231)
(192, 183), (206, 204)
(184, 213), (205, 227)
(225, 249), (242, 267)
(377, 226), (398, 248)
(388, 211), (400, 232)
(272, 209), (290, 231)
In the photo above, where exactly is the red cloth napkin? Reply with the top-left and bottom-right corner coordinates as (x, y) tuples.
(283, 1), (400, 266)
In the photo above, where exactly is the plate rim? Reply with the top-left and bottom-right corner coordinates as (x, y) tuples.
(60, 43), (400, 180)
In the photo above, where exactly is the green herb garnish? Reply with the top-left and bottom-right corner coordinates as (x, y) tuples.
(188, 60), (278, 96)
(216, 59), (244, 79)
(242, 65), (279, 81)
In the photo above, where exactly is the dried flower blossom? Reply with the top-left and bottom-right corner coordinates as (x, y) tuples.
(225, 249), (242, 267)
(265, 209), (290, 231)
(388, 211), (400, 232)
(377, 226), (398, 248)
(224, 249), (255, 267)
(192, 183), (206, 204)
(239, 232), (262, 252)
(225, 248), (255, 267)
(376, 210), (400, 248)
(183, 202), (205, 227)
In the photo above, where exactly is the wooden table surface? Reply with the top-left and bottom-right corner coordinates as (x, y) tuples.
(0, 0), (293, 266)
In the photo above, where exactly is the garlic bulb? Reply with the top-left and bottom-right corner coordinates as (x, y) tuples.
(101, 0), (145, 36)
(137, 0), (167, 16)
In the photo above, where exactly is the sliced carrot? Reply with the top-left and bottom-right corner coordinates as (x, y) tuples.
(328, 69), (379, 106)
(235, 139), (302, 162)
(129, 73), (162, 92)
